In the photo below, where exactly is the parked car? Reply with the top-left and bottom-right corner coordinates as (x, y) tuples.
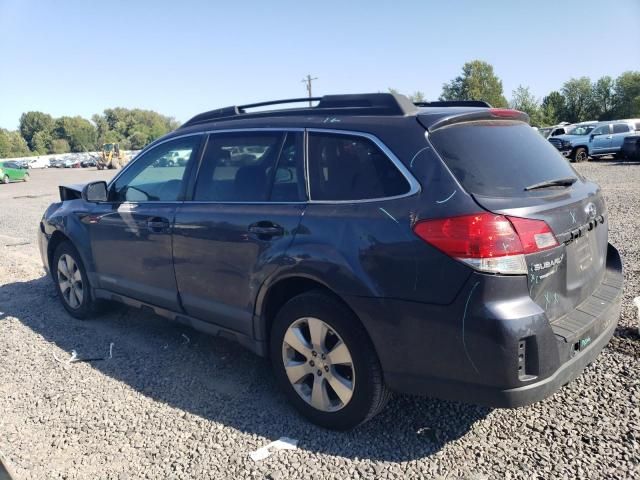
(28, 157), (50, 169)
(81, 158), (97, 168)
(0, 161), (30, 183)
(38, 93), (622, 430)
(548, 122), (601, 162)
(621, 134), (640, 161)
(538, 122), (573, 139)
(549, 120), (638, 161)
(61, 157), (81, 168)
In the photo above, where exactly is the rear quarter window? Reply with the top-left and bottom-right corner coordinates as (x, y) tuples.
(613, 123), (630, 134)
(308, 132), (410, 201)
(429, 121), (578, 197)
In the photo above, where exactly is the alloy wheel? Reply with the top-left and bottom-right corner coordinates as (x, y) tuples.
(282, 317), (355, 412)
(57, 254), (84, 309)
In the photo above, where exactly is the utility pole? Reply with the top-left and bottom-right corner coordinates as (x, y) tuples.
(301, 74), (318, 106)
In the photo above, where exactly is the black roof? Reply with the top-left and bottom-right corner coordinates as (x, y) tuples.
(180, 93), (422, 129)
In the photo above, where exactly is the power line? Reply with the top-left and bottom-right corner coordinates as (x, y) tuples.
(301, 74), (318, 107)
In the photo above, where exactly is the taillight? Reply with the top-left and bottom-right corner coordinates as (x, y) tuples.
(507, 216), (558, 253)
(413, 213), (558, 275)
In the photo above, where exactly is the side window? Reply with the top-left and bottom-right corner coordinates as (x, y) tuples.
(308, 132), (410, 201)
(592, 125), (610, 136)
(110, 136), (200, 202)
(194, 131), (305, 202)
(613, 124), (630, 134)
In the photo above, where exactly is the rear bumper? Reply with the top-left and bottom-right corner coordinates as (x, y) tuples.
(347, 243), (623, 408)
(384, 296), (618, 407)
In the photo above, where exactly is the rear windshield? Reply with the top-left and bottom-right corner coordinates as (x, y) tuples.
(429, 120), (578, 197)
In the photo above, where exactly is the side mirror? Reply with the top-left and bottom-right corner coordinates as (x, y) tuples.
(82, 181), (108, 202)
(589, 134), (596, 141)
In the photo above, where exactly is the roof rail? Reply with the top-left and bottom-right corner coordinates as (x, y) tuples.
(415, 100), (492, 108)
(180, 93), (417, 128)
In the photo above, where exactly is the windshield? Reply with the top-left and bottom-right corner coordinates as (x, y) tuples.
(567, 126), (595, 136)
(103, 144), (114, 152)
(429, 120), (578, 197)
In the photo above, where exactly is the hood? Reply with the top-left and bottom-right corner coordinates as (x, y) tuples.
(553, 133), (589, 141)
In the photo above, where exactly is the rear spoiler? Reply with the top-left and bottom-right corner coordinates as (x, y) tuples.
(419, 108), (530, 131)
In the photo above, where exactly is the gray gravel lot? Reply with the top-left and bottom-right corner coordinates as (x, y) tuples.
(1, 164), (639, 479)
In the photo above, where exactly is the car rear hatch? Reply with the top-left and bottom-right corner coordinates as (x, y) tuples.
(421, 111), (610, 339)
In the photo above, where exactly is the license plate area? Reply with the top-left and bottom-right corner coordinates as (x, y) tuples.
(573, 232), (594, 273)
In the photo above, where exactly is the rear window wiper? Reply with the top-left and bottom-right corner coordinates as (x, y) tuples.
(524, 177), (577, 191)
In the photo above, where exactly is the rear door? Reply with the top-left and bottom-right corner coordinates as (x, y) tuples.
(611, 123), (631, 152)
(427, 119), (608, 323)
(172, 130), (306, 335)
(590, 124), (612, 153)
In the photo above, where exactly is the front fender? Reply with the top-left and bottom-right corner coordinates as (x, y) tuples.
(42, 199), (96, 281)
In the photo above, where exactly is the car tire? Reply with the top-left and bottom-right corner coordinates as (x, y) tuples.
(2, 175), (9, 184)
(270, 290), (391, 430)
(52, 241), (102, 319)
(573, 147), (588, 163)
(23, 173), (29, 182)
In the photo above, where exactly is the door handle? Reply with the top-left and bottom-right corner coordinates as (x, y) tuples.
(147, 217), (170, 232)
(248, 222), (284, 237)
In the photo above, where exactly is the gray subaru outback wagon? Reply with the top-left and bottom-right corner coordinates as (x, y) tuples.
(39, 94), (623, 430)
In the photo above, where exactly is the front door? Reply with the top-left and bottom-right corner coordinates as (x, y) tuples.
(88, 135), (202, 311)
(173, 130), (306, 335)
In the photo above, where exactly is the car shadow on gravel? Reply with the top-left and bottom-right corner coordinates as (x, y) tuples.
(1, 275), (492, 462)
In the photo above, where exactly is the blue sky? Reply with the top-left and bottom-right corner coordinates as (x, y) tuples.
(1, 0), (639, 129)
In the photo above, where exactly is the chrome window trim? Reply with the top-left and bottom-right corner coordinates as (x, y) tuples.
(305, 128), (421, 204)
(108, 127), (421, 206)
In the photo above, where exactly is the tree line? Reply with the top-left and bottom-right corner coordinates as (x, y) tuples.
(394, 60), (640, 127)
(2, 60), (639, 158)
(0, 108), (179, 159)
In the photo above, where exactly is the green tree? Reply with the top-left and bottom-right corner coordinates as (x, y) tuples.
(387, 88), (426, 103)
(19, 111), (54, 151)
(0, 129), (13, 158)
(561, 77), (592, 123)
(128, 131), (149, 149)
(32, 130), (53, 154)
(510, 85), (543, 126)
(541, 91), (566, 125)
(440, 60), (508, 107)
(54, 116), (97, 152)
(409, 91), (425, 102)
(0, 129), (31, 158)
(98, 108), (178, 149)
(50, 138), (71, 154)
(613, 71), (640, 118)
(588, 76), (616, 120)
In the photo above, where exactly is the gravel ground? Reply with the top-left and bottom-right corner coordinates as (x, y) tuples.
(0, 164), (639, 480)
